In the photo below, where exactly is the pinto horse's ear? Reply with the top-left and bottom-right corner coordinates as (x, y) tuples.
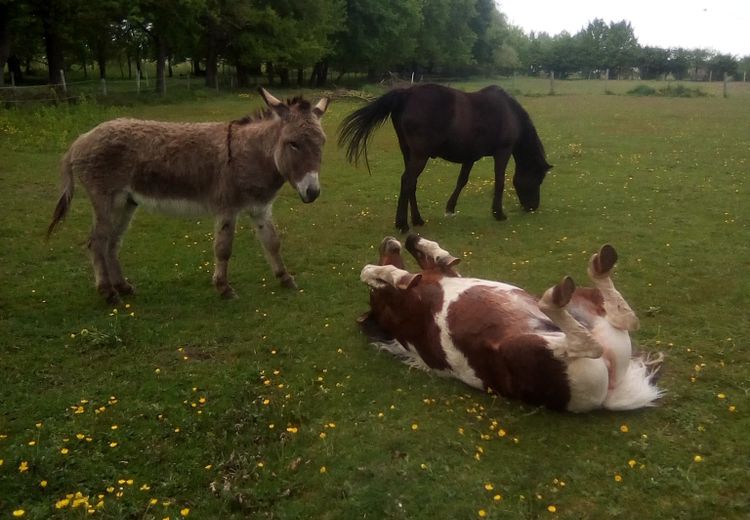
(313, 97), (329, 118)
(396, 272), (422, 291)
(439, 255), (461, 268)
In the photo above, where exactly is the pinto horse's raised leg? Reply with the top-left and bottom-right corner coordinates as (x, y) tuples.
(587, 244), (640, 331)
(395, 155), (428, 233)
(491, 148), (513, 221)
(538, 276), (604, 360)
(212, 214), (238, 299)
(249, 204), (297, 290)
(445, 162), (474, 215)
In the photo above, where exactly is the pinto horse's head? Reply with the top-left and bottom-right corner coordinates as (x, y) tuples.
(259, 88), (329, 203)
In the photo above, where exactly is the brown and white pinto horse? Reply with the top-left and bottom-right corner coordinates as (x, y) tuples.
(358, 236), (663, 412)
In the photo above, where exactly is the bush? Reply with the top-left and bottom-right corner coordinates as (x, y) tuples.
(627, 83), (708, 97)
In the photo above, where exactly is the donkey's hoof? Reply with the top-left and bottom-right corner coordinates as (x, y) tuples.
(551, 276), (576, 308)
(115, 281), (135, 296)
(104, 291), (122, 305)
(279, 275), (298, 290)
(219, 286), (237, 299)
(590, 244), (618, 278)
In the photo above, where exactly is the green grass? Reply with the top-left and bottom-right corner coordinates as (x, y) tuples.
(1, 79), (748, 519)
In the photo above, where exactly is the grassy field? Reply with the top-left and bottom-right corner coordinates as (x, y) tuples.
(1, 78), (748, 519)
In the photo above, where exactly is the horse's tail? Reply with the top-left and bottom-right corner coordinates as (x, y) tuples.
(47, 149), (75, 239)
(510, 98), (552, 173)
(338, 88), (409, 171)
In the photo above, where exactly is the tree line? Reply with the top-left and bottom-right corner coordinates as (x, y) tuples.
(2, 0), (749, 90)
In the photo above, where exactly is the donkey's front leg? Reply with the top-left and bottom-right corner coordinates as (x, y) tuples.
(250, 205), (297, 290)
(213, 214), (238, 299)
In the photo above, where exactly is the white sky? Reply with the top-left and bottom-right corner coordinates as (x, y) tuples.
(499, 0), (750, 57)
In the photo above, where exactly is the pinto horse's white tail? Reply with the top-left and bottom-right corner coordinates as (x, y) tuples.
(603, 353), (664, 410)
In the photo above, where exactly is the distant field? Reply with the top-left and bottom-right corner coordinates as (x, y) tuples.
(1, 79), (748, 519)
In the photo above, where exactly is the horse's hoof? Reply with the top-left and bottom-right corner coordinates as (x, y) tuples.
(444, 211), (456, 218)
(280, 275), (298, 290)
(594, 244), (618, 275)
(412, 216), (425, 227)
(396, 223), (410, 234)
(493, 211), (507, 221)
(551, 276), (576, 308)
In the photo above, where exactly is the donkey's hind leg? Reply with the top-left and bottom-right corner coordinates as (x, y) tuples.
(88, 196), (119, 304)
(212, 213), (238, 299)
(587, 244), (639, 331)
(107, 195), (138, 296)
(538, 276), (603, 360)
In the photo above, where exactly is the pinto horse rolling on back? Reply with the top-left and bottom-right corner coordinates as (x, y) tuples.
(338, 84), (552, 232)
(358, 236), (663, 412)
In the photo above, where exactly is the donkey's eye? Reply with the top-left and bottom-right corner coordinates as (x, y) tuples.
(288, 141), (300, 150)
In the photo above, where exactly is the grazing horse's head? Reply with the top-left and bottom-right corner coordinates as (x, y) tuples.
(513, 160), (552, 212)
(259, 88), (330, 203)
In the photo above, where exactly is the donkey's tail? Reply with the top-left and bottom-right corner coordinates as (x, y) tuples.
(338, 88), (409, 171)
(47, 150), (74, 239)
(510, 98), (552, 173)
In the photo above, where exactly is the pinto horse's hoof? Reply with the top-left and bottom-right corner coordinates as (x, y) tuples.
(591, 244), (618, 277)
(551, 276), (576, 308)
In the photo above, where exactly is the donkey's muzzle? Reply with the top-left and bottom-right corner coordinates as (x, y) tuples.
(296, 171), (320, 203)
(301, 186), (320, 203)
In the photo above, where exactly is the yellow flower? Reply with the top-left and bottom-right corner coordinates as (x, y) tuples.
(12, 510), (25, 517)
(61, 447), (70, 455)
(286, 427), (298, 434)
(19, 461), (29, 472)
(111, 425), (118, 430)
(628, 459), (637, 468)
(729, 405), (736, 412)
(27, 440), (36, 446)
(478, 510), (487, 518)
(484, 483), (494, 491)
(319, 466), (327, 474)
(717, 393), (726, 399)
(694, 455), (703, 463)
(493, 494), (502, 501)
(547, 505), (557, 513)
(614, 474), (623, 482)
(619, 424), (629, 433)
(106, 487), (115, 493)
(204, 464), (212, 470)
(76, 433), (85, 440)
(180, 508), (190, 516)
(109, 442), (118, 448)
(411, 423), (419, 431)
(40, 480), (48, 488)
(56, 498), (71, 508)
(149, 498), (158, 505)
(319, 432), (326, 439)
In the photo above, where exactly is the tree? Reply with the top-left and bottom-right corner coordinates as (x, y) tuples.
(469, 0), (509, 73)
(603, 20), (638, 78)
(417, 0), (476, 74)
(578, 18), (608, 75)
(637, 46), (670, 79)
(333, 0), (421, 80)
(709, 53), (738, 80)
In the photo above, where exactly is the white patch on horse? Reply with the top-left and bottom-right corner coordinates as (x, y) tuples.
(434, 277), (485, 390)
(371, 339), (434, 373)
(129, 193), (207, 216)
(565, 358), (609, 412)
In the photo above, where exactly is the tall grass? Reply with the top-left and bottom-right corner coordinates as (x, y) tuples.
(0, 80), (748, 519)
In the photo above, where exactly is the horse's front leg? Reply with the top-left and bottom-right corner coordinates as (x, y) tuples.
(446, 161), (474, 215)
(250, 204), (297, 290)
(213, 213), (238, 299)
(492, 149), (512, 221)
(396, 156), (428, 233)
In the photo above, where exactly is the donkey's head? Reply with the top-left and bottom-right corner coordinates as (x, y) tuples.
(259, 88), (329, 203)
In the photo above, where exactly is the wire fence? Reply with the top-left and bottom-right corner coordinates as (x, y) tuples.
(0, 70), (248, 106)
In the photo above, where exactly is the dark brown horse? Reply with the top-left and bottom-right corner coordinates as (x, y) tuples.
(338, 83), (552, 232)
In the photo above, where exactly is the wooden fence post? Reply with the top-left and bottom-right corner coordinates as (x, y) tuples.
(723, 73), (728, 98)
(549, 71), (555, 95)
(101, 78), (107, 96)
(60, 69), (67, 93)
(136, 70), (141, 94)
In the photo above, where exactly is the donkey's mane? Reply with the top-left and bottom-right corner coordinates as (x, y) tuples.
(226, 96), (313, 164)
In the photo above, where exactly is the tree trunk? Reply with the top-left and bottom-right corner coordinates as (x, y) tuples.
(193, 58), (202, 76)
(0, 3), (10, 87)
(296, 67), (304, 86)
(266, 62), (274, 86)
(40, 7), (65, 85)
(205, 43), (217, 88)
(154, 35), (167, 94)
(278, 67), (290, 86)
(97, 53), (106, 79)
(168, 57), (173, 78)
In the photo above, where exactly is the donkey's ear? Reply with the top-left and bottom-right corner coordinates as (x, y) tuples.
(313, 97), (329, 118)
(258, 87), (283, 107)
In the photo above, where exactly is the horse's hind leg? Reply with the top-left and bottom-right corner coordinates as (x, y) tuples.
(212, 213), (238, 299)
(492, 149), (512, 221)
(107, 195), (137, 296)
(88, 196), (119, 304)
(396, 155), (428, 233)
(249, 205), (297, 290)
(445, 162), (474, 215)
(587, 244), (639, 331)
(538, 276), (603, 359)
